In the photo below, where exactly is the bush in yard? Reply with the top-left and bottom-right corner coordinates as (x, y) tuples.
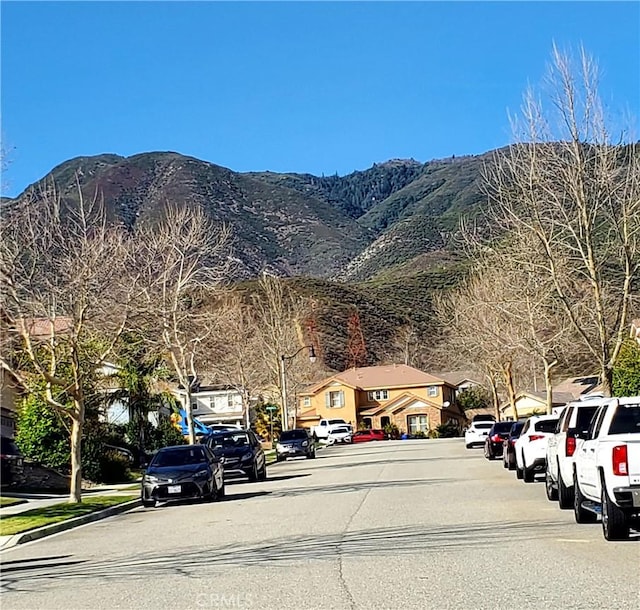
(383, 422), (400, 439)
(436, 420), (461, 438)
(15, 393), (69, 471)
(613, 338), (640, 397)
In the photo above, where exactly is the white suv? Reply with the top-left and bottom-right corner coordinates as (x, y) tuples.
(465, 421), (494, 448)
(545, 395), (604, 507)
(514, 415), (559, 482)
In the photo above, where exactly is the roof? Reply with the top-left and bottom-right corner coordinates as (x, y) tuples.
(435, 370), (484, 387)
(18, 317), (73, 339)
(305, 364), (448, 394)
(500, 390), (575, 411)
(359, 391), (440, 416)
(553, 375), (603, 399)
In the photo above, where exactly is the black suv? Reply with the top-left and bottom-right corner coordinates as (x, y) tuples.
(276, 429), (316, 461)
(204, 429), (266, 481)
(484, 421), (513, 460)
(502, 421), (525, 470)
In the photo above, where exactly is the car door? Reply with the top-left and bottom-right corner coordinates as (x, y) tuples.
(577, 407), (606, 497)
(548, 408), (568, 481)
(249, 431), (265, 470)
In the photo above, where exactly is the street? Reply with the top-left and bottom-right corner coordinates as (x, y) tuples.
(1, 439), (639, 610)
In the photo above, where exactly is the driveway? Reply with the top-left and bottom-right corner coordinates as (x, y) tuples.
(1, 439), (638, 609)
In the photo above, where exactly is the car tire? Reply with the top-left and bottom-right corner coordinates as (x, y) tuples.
(307, 450), (316, 459)
(573, 470), (597, 524)
(601, 474), (629, 540)
(247, 463), (259, 482)
(142, 498), (155, 508)
(218, 481), (226, 500)
(523, 465), (535, 483)
(258, 464), (267, 481)
(503, 454), (508, 468)
(276, 455), (285, 462)
(545, 468), (558, 501)
(557, 465), (574, 510)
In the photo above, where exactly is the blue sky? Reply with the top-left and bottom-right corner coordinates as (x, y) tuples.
(1, 1), (638, 196)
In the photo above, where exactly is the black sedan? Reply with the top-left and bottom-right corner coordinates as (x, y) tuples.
(204, 429), (267, 482)
(1, 437), (24, 487)
(141, 445), (224, 507)
(483, 421), (513, 460)
(275, 429), (316, 461)
(502, 421), (525, 470)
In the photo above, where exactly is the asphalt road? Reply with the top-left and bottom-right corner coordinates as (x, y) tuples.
(1, 439), (639, 610)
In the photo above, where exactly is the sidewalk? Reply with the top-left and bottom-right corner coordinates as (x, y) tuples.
(0, 483), (141, 550)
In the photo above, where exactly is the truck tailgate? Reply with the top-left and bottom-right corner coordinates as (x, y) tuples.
(627, 440), (640, 485)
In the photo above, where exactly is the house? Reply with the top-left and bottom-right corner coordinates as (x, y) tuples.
(0, 369), (24, 438)
(172, 383), (246, 428)
(631, 319), (640, 346)
(500, 390), (576, 420)
(296, 364), (466, 435)
(436, 370), (484, 396)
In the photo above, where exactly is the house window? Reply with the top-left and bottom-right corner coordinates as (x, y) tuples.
(362, 417), (372, 429)
(367, 390), (389, 401)
(191, 401), (198, 412)
(408, 415), (428, 434)
(380, 416), (390, 429)
(227, 395), (235, 408)
(303, 397), (311, 408)
(325, 390), (345, 408)
(427, 386), (439, 397)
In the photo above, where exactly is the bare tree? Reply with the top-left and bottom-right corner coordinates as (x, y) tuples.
(0, 179), (134, 502)
(134, 203), (232, 444)
(485, 45), (640, 395)
(250, 273), (313, 430)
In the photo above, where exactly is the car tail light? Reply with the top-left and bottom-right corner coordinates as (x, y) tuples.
(565, 435), (576, 457)
(528, 435), (544, 442)
(491, 434), (501, 442)
(612, 445), (628, 476)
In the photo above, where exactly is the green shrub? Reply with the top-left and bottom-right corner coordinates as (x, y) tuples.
(613, 338), (640, 397)
(383, 422), (400, 439)
(436, 420), (461, 438)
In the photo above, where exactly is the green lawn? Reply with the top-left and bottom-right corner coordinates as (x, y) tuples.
(0, 495), (137, 536)
(0, 497), (26, 508)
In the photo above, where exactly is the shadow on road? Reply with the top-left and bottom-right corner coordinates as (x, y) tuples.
(0, 518), (589, 593)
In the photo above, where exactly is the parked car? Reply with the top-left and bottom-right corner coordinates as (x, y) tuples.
(573, 397), (640, 540)
(545, 395), (604, 507)
(141, 444), (224, 507)
(327, 426), (353, 445)
(514, 415), (559, 482)
(465, 421), (494, 448)
(275, 429), (316, 461)
(203, 429), (267, 481)
(352, 429), (386, 443)
(483, 421), (513, 460)
(310, 418), (353, 441)
(0, 436), (24, 487)
(502, 422), (525, 470)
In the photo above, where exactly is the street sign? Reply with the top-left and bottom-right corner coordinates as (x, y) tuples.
(265, 405), (278, 411)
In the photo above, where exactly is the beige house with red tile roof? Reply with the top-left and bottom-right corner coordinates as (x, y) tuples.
(296, 364), (465, 435)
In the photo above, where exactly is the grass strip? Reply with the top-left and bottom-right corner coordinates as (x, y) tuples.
(0, 495), (136, 536)
(0, 497), (26, 508)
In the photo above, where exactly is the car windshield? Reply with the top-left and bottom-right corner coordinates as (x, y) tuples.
(474, 423), (493, 430)
(535, 419), (559, 433)
(280, 430), (307, 441)
(1, 437), (21, 455)
(328, 419), (346, 425)
(152, 447), (207, 467)
(209, 432), (250, 448)
(609, 405), (640, 435)
(492, 422), (513, 433)
(510, 423), (525, 437)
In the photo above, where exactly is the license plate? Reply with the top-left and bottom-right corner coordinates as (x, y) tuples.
(167, 485), (181, 494)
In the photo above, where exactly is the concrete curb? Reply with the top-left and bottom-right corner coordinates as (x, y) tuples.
(0, 498), (142, 551)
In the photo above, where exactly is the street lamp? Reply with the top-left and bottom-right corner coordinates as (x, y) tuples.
(280, 345), (316, 431)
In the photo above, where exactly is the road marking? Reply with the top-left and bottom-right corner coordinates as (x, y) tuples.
(555, 538), (591, 543)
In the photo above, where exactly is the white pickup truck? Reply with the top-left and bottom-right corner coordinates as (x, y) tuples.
(573, 396), (640, 540)
(310, 418), (353, 441)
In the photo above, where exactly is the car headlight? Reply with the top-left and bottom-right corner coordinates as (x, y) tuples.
(194, 469), (209, 478)
(276, 443), (284, 451)
(241, 452), (253, 462)
(301, 440), (309, 447)
(144, 475), (159, 483)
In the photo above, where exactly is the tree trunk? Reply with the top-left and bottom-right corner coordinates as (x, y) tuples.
(69, 402), (84, 503)
(488, 375), (500, 421)
(543, 359), (556, 415)
(502, 362), (519, 421)
(185, 388), (196, 445)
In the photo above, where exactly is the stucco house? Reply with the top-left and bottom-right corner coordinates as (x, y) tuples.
(500, 390), (576, 420)
(296, 364), (465, 435)
(172, 382), (246, 428)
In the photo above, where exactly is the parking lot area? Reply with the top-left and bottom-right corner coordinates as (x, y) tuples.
(1, 438), (639, 609)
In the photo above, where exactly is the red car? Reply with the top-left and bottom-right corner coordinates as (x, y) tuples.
(352, 429), (386, 443)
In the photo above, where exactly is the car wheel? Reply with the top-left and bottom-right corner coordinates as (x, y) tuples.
(307, 449), (316, 459)
(142, 498), (155, 508)
(545, 468), (558, 501)
(508, 452), (516, 471)
(557, 465), (574, 509)
(276, 455), (285, 462)
(218, 481), (226, 500)
(573, 470), (597, 524)
(247, 463), (259, 482)
(523, 466), (535, 483)
(601, 474), (629, 540)
(502, 453), (508, 468)
(258, 464), (267, 481)
(516, 454), (524, 479)
(206, 482), (218, 502)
